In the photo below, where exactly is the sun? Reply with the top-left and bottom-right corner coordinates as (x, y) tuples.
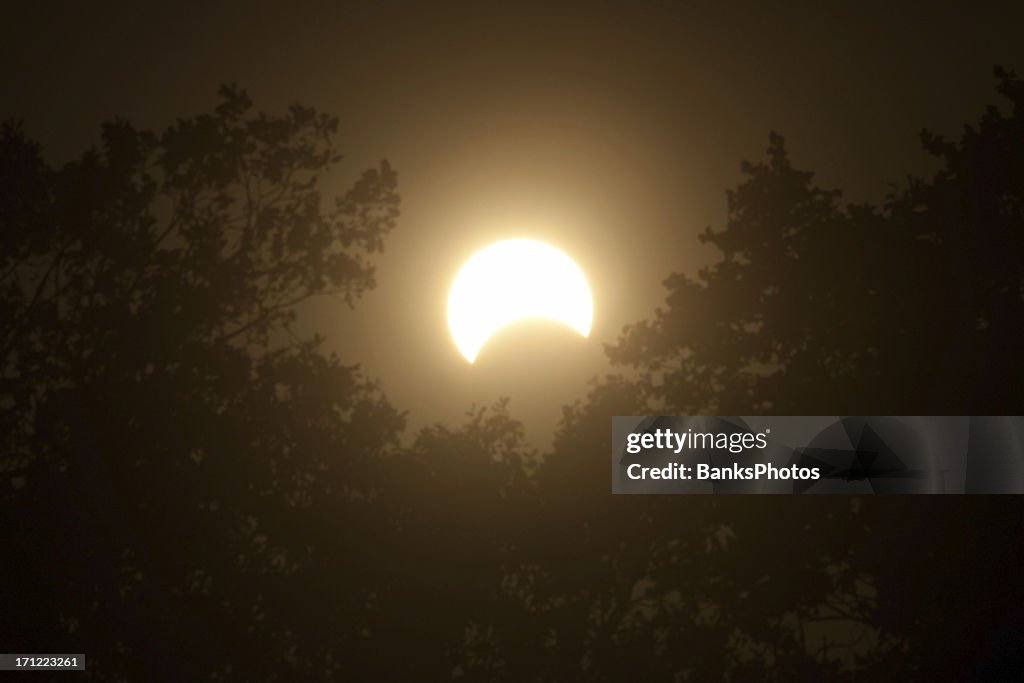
(447, 239), (593, 363)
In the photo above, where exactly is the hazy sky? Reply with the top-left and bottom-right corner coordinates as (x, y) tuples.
(4, 0), (1023, 444)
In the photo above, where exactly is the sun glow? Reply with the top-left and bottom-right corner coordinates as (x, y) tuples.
(447, 239), (593, 363)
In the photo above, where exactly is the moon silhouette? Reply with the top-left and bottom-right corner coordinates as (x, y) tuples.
(447, 239), (593, 363)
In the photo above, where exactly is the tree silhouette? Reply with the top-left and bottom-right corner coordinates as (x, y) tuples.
(607, 67), (1024, 417)
(526, 67), (1024, 680)
(1, 86), (404, 680)
(3, 70), (1023, 682)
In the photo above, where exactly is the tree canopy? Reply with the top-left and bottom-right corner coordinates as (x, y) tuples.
(1, 86), (405, 679)
(608, 67), (1024, 416)
(2, 70), (1023, 681)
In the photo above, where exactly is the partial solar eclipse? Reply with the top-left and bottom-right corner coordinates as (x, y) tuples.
(447, 239), (593, 363)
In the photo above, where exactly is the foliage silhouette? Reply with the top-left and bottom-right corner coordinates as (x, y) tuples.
(607, 68), (1024, 417)
(2, 70), (1024, 681)
(535, 66), (1024, 680)
(1, 86), (406, 680)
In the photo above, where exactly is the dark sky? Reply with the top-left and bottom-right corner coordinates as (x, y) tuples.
(5, 0), (1023, 444)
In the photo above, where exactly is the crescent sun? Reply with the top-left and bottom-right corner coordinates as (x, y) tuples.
(447, 239), (594, 363)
